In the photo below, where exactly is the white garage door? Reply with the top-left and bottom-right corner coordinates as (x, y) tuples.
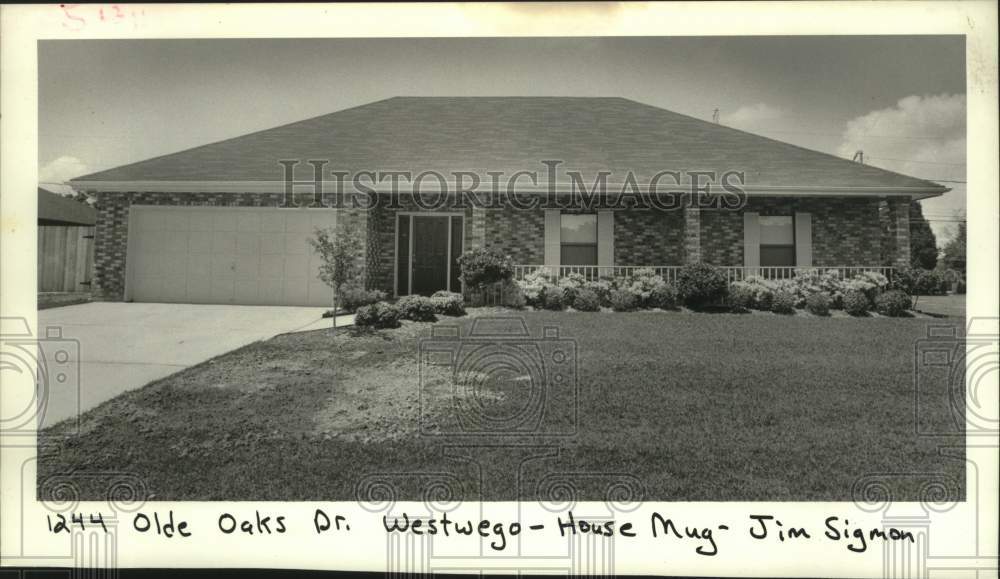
(127, 206), (339, 306)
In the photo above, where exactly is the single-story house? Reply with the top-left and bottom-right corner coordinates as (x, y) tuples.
(70, 97), (948, 306)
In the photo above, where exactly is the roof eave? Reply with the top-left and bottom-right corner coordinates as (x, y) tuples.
(70, 179), (949, 199)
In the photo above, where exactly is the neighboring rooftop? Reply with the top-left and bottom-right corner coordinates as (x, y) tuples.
(38, 187), (97, 226)
(71, 96), (948, 195)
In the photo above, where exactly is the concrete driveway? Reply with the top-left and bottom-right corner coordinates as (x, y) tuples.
(36, 303), (346, 429)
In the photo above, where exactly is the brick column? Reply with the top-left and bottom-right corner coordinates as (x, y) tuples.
(470, 205), (486, 249)
(889, 198), (911, 267)
(683, 204), (701, 263)
(92, 191), (131, 301)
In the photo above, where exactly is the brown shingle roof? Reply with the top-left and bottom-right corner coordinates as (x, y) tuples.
(71, 97), (947, 194)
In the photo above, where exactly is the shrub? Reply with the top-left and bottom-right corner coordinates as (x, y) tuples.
(768, 279), (804, 308)
(430, 291), (466, 316)
(771, 291), (796, 314)
(557, 273), (588, 308)
(805, 292), (832, 316)
(354, 302), (402, 329)
(499, 279), (527, 309)
(583, 280), (613, 307)
(943, 268), (965, 293)
(623, 268), (667, 308)
(734, 277), (775, 310)
(395, 295), (438, 322)
(956, 278), (967, 295)
(728, 283), (755, 312)
(518, 271), (551, 308)
(843, 289), (870, 316)
(609, 288), (639, 312)
(572, 288), (601, 312)
(675, 263), (728, 309)
(845, 271), (890, 304)
(890, 267), (919, 295)
(875, 290), (911, 317)
(339, 283), (387, 312)
(649, 282), (679, 310)
(791, 269), (845, 308)
(892, 267), (949, 299)
(457, 247), (514, 289)
(541, 285), (567, 311)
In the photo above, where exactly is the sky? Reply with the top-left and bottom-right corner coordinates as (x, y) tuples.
(38, 36), (967, 243)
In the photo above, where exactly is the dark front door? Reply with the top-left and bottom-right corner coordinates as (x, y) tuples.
(411, 216), (450, 295)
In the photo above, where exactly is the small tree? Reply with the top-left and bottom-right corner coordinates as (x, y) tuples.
(941, 220), (966, 275)
(909, 201), (939, 270)
(309, 221), (365, 323)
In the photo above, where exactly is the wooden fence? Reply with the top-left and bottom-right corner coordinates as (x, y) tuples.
(37, 226), (95, 292)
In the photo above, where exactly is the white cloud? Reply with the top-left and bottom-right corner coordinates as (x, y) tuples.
(837, 94), (966, 245)
(721, 103), (783, 130)
(39, 156), (89, 196)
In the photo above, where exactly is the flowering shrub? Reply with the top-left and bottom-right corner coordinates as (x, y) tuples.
(518, 271), (551, 308)
(354, 302), (402, 328)
(457, 247), (514, 289)
(557, 273), (588, 308)
(675, 263), (729, 309)
(790, 269), (846, 308)
(430, 291), (466, 316)
(572, 288), (601, 311)
(583, 280), (613, 307)
(730, 277), (775, 311)
(621, 268), (668, 308)
(843, 289), (870, 316)
(846, 271), (890, 304)
(396, 295), (438, 322)
(768, 279), (804, 308)
(771, 291), (796, 314)
(875, 290), (911, 317)
(609, 288), (639, 312)
(805, 292), (832, 316)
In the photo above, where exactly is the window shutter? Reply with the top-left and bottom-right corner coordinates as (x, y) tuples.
(544, 209), (561, 275)
(743, 212), (760, 274)
(795, 212), (812, 267)
(597, 210), (614, 268)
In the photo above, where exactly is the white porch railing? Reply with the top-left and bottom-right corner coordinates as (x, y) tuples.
(511, 265), (895, 284)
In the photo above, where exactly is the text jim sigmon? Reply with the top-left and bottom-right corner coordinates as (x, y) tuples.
(48, 509), (916, 556)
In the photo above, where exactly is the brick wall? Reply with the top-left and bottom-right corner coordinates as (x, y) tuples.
(697, 197), (884, 267)
(483, 206), (545, 264)
(92, 192), (890, 301)
(614, 209), (685, 265)
(700, 209), (743, 265)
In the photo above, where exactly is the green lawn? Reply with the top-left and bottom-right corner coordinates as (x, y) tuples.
(39, 310), (965, 502)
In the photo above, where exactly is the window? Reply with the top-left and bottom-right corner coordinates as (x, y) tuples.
(560, 214), (598, 266)
(759, 215), (795, 266)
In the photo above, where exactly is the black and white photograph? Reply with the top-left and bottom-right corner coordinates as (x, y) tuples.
(2, 2), (997, 578)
